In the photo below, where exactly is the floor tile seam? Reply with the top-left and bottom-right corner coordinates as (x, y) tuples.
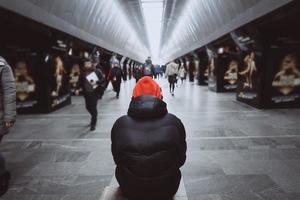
(3, 134), (300, 143)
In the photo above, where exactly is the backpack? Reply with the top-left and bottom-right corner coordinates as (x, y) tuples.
(143, 64), (153, 76)
(111, 67), (122, 80)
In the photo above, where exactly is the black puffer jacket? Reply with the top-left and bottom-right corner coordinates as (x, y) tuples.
(111, 96), (186, 200)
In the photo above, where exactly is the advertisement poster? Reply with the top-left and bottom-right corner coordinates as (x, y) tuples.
(267, 50), (300, 106)
(237, 50), (262, 102)
(223, 58), (238, 90)
(3, 51), (40, 113)
(14, 60), (37, 108)
(10, 57), (39, 112)
(206, 46), (217, 91)
(69, 62), (81, 94)
(231, 27), (263, 107)
(239, 51), (257, 91)
(47, 55), (70, 109)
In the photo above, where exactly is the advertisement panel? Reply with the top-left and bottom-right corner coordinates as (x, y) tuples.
(14, 59), (37, 110)
(7, 53), (40, 113)
(265, 48), (300, 107)
(206, 46), (218, 91)
(45, 39), (71, 111)
(231, 27), (264, 108)
(46, 54), (70, 109)
(217, 46), (239, 92)
(69, 59), (82, 95)
(223, 57), (238, 90)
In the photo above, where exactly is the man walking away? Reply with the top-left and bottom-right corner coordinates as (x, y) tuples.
(0, 56), (16, 196)
(142, 57), (155, 77)
(165, 60), (179, 96)
(108, 61), (123, 99)
(134, 65), (143, 83)
(75, 58), (106, 131)
(179, 65), (187, 85)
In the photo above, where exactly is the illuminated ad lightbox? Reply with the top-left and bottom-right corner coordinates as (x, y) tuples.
(206, 46), (218, 92)
(222, 55), (239, 91)
(206, 45), (238, 92)
(231, 27), (264, 108)
(69, 58), (82, 95)
(6, 52), (39, 113)
(45, 39), (71, 111)
(46, 54), (71, 110)
(264, 47), (300, 108)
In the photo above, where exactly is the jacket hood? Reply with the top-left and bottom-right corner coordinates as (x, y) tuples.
(133, 76), (162, 99)
(128, 96), (168, 119)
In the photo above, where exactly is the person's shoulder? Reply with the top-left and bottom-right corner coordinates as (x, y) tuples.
(113, 115), (130, 126)
(165, 113), (184, 125)
(159, 113), (185, 136)
(0, 56), (6, 66)
(0, 57), (11, 70)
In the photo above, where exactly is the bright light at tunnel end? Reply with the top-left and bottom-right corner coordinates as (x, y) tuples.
(141, 0), (163, 64)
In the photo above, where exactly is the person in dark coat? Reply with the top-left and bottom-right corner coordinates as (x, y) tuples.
(91, 53), (107, 99)
(75, 58), (106, 131)
(108, 60), (123, 99)
(142, 57), (155, 78)
(133, 64), (143, 83)
(111, 76), (186, 200)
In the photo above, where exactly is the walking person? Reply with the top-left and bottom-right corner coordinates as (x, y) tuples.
(75, 58), (106, 131)
(165, 60), (179, 96)
(179, 65), (186, 85)
(111, 76), (186, 200)
(91, 53), (106, 99)
(142, 57), (155, 77)
(108, 61), (123, 99)
(0, 56), (16, 196)
(133, 64), (143, 83)
(154, 64), (161, 79)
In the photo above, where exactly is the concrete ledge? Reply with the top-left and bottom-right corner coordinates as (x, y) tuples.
(100, 176), (188, 200)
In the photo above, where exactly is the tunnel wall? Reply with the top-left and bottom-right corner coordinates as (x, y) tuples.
(170, 1), (300, 108)
(0, 0), (149, 62)
(231, 2), (300, 108)
(161, 0), (293, 63)
(0, 7), (140, 113)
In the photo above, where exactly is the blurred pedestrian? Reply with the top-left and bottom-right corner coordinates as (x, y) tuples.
(0, 56), (16, 196)
(108, 60), (123, 98)
(142, 57), (155, 78)
(179, 65), (186, 85)
(75, 58), (106, 131)
(165, 60), (179, 96)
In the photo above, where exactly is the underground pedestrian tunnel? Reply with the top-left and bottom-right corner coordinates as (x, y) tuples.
(0, 0), (299, 199)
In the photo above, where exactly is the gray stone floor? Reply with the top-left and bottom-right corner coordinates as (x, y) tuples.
(1, 78), (300, 200)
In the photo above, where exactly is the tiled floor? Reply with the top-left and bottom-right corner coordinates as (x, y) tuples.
(1, 78), (300, 200)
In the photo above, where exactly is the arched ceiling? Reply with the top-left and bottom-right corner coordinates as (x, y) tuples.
(116, 0), (150, 51)
(160, 0), (293, 63)
(0, 0), (294, 64)
(0, 0), (150, 62)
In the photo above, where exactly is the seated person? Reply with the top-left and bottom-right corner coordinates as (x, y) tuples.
(111, 76), (187, 200)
